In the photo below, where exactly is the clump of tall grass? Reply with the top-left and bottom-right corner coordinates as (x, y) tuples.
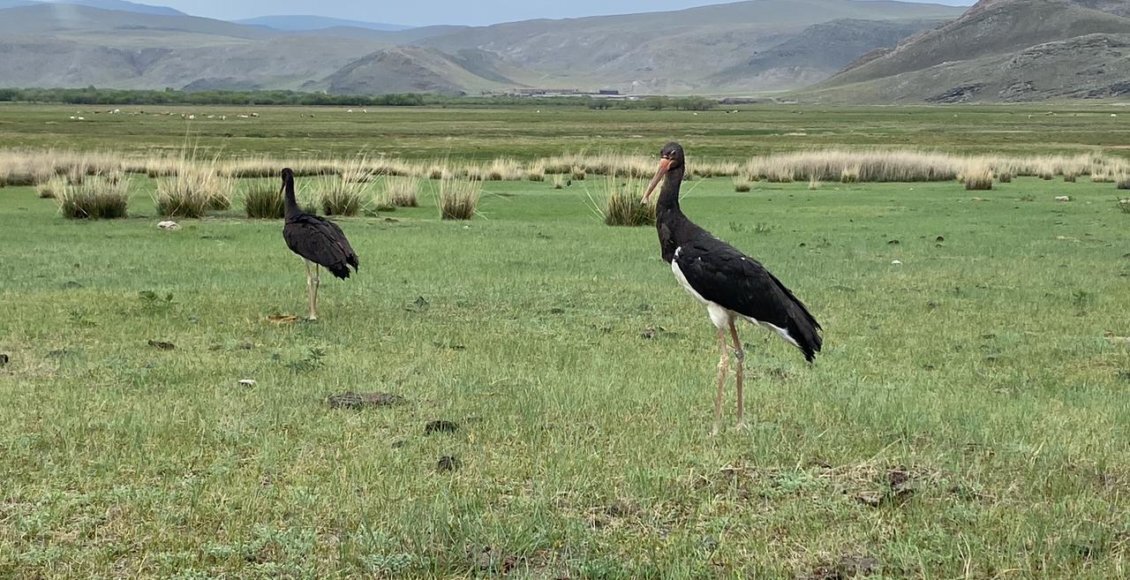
(1118, 198), (1130, 214)
(572, 166), (586, 181)
(840, 166), (860, 183)
(997, 170), (1013, 183)
(155, 157), (234, 218)
(595, 175), (655, 227)
(319, 157), (371, 216)
(57, 174), (129, 219)
(437, 177), (482, 220)
(808, 176), (821, 190)
(1063, 169), (1078, 183)
(1117, 174), (1130, 190)
(243, 183), (285, 219)
(487, 158), (522, 181)
(382, 176), (420, 207)
(552, 174), (567, 190)
(527, 162), (546, 182)
(961, 165), (994, 191)
(37, 176), (67, 199)
(733, 176), (752, 192)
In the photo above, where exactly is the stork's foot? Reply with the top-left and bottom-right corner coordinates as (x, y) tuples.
(305, 314), (318, 322)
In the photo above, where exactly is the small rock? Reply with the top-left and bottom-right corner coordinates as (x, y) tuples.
(437, 456), (461, 472)
(157, 220), (180, 230)
(891, 260), (903, 265)
(238, 379), (257, 387)
(0, 353), (8, 367)
(147, 339), (175, 350)
(327, 392), (406, 410)
(887, 239), (900, 245)
(425, 420), (459, 435)
(1055, 196), (1071, 202)
(935, 235), (945, 242)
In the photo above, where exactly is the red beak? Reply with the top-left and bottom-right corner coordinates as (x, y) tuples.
(643, 158), (671, 203)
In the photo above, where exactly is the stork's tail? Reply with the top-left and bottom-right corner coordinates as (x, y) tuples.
(769, 272), (823, 362)
(786, 303), (822, 362)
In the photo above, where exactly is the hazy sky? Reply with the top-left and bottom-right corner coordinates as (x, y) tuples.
(149, 0), (977, 27)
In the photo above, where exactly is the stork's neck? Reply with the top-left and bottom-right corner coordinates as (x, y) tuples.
(656, 164), (685, 214)
(283, 177), (301, 219)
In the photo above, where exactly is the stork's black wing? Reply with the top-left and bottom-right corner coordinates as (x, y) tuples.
(283, 214), (359, 279)
(674, 236), (822, 361)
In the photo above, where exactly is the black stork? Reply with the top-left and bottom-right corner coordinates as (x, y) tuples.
(280, 168), (359, 320)
(642, 142), (822, 434)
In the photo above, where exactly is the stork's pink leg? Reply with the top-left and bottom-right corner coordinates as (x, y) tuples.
(729, 320), (747, 431)
(713, 328), (729, 436)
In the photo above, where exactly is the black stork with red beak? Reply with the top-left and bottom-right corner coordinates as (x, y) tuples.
(281, 168), (359, 320)
(642, 142), (822, 434)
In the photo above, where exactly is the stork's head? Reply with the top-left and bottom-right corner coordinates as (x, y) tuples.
(280, 167), (295, 193)
(643, 142), (684, 203)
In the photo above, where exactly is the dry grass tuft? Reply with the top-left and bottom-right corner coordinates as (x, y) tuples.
(437, 177), (482, 220)
(1117, 174), (1130, 190)
(961, 165), (994, 191)
(487, 158), (522, 181)
(808, 176), (821, 190)
(319, 157), (371, 216)
(58, 174), (129, 219)
(155, 154), (234, 218)
(733, 176), (752, 192)
(997, 171), (1013, 183)
(840, 166), (860, 184)
(596, 176), (655, 227)
(552, 174), (567, 190)
(382, 176), (420, 207)
(1118, 198), (1130, 214)
(243, 183), (285, 219)
(572, 166), (586, 181)
(37, 176), (66, 199)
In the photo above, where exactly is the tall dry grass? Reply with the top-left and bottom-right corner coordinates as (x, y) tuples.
(592, 175), (655, 227)
(319, 157), (371, 216)
(382, 176), (420, 208)
(437, 176), (482, 220)
(154, 152), (234, 218)
(960, 164), (994, 191)
(58, 173), (129, 219)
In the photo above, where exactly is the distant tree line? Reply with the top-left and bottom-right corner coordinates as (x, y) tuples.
(586, 96), (715, 111)
(0, 87), (718, 110)
(0, 87), (429, 106)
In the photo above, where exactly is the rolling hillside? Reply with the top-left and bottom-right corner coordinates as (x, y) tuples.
(0, 0), (972, 96)
(810, 0), (1130, 102)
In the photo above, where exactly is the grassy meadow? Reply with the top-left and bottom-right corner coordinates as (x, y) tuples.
(0, 103), (1128, 577)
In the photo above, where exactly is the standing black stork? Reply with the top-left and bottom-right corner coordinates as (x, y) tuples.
(280, 167), (359, 320)
(642, 142), (822, 434)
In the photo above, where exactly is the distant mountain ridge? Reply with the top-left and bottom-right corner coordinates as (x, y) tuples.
(236, 15), (412, 32)
(0, 0), (183, 15)
(809, 0), (1130, 102)
(0, 0), (969, 96)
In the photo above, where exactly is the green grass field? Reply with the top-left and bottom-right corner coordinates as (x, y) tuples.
(1, 104), (1129, 577)
(2, 102), (1129, 160)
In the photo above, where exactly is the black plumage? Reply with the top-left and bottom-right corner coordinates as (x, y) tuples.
(643, 142), (822, 433)
(280, 168), (358, 319)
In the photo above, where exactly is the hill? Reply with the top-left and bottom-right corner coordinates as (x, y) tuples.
(0, 0), (970, 95)
(236, 15), (411, 32)
(810, 0), (1130, 102)
(0, 0), (182, 15)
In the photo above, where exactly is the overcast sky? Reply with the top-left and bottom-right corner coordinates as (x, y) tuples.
(146, 0), (977, 27)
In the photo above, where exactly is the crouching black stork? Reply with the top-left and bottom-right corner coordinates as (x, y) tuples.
(281, 168), (359, 320)
(642, 142), (822, 434)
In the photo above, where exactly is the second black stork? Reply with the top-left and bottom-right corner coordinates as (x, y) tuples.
(281, 168), (359, 320)
(642, 142), (822, 434)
